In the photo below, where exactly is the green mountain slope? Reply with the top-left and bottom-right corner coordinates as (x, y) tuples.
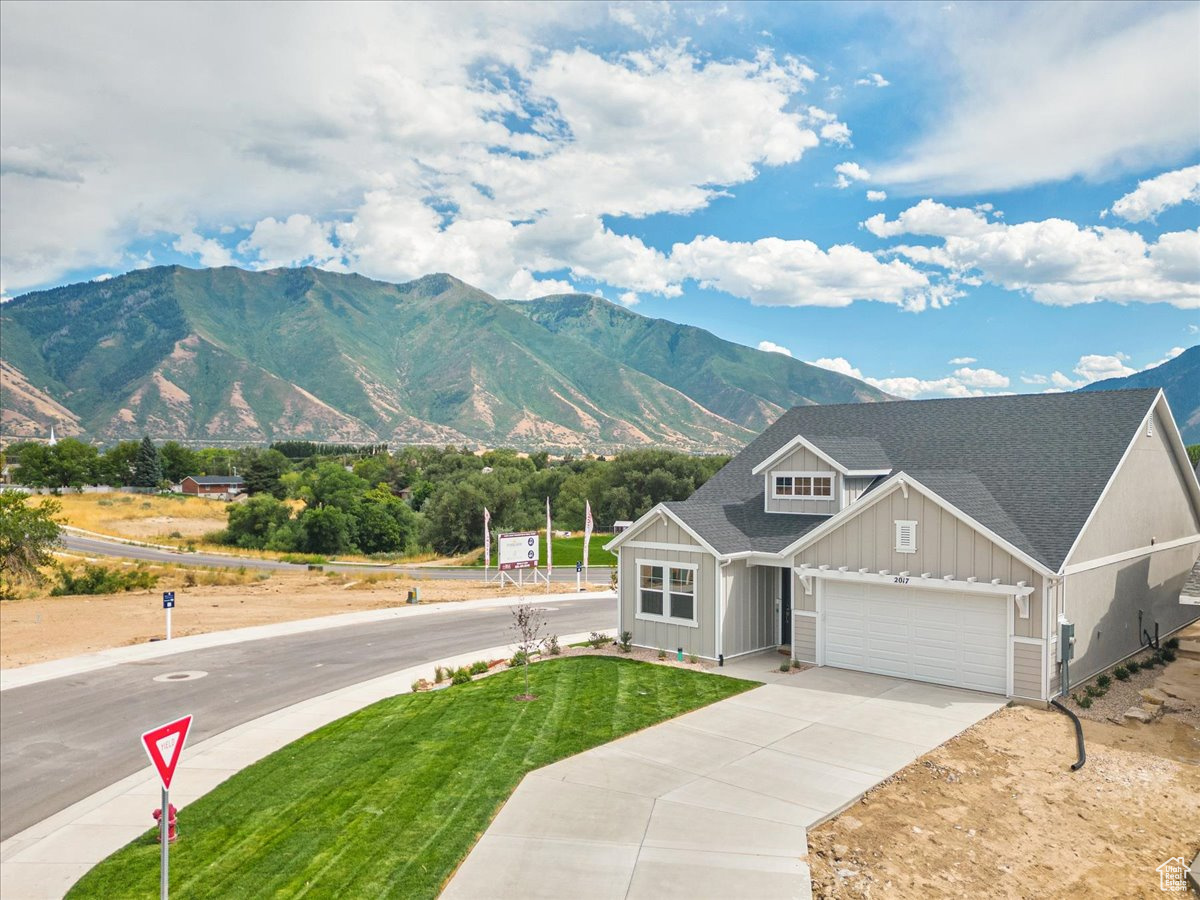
(1078, 345), (1200, 442)
(508, 293), (891, 431)
(1, 266), (890, 450)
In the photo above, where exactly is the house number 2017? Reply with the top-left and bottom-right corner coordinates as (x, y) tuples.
(893, 576), (910, 584)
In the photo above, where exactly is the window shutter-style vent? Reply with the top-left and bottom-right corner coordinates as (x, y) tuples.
(895, 520), (918, 553)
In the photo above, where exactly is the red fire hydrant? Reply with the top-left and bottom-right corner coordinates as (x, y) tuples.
(153, 803), (179, 843)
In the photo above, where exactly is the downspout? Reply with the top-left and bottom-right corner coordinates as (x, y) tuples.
(716, 557), (730, 666)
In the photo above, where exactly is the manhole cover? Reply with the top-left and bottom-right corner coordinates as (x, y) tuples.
(153, 670), (208, 683)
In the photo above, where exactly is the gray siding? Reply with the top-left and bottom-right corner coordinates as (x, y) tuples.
(1063, 543), (1200, 685)
(1012, 641), (1043, 699)
(765, 445), (839, 515)
(793, 615), (817, 663)
(619, 546), (716, 659)
(721, 561), (776, 657)
(624, 513), (704, 548)
(792, 483), (1044, 638)
(843, 476), (876, 506)
(1068, 408), (1200, 565)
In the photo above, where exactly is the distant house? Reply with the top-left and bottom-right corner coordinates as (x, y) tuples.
(612, 520), (633, 535)
(181, 475), (245, 498)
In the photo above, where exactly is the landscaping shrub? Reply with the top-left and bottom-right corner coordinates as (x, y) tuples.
(509, 650), (528, 668)
(1142, 655), (1159, 668)
(1160, 648), (1176, 663)
(779, 662), (790, 673)
(1126, 659), (1141, 672)
(791, 659), (803, 669)
(688, 653), (699, 664)
(451, 667), (472, 685)
(1113, 664), (1130, 681)
(545, 634), (561, 656)
(1097, 674), (1111, 689)
(1078, 695), (1093, 709)
(411, 679), (422, 693)
(1084, 684), (1101, 698)
(657, 649), (667, 660)
(589, 631), (612, 649)
(1165, 636), (1180, 651)
(618, 630), (633, 653)
(469, 660), (489, 675)
(52, 564), (158, 596)
(434, 666), (446, 684)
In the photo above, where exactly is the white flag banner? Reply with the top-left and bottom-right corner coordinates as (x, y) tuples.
(483, 507), (491, 570)
(583, 500), (593, 580)
(546, 497), (553, 577)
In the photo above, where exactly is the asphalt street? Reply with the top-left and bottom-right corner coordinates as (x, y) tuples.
(62, 532), (615, 583)
(0, 594), (614, 840)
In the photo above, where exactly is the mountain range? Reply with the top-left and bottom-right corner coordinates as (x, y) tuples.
(1078, 344), (1200, 443)
(0, 266), (888, 452)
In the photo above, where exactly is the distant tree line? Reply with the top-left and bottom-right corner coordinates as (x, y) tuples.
(4, 439), (727, 557)
(270, 441), (388, 459)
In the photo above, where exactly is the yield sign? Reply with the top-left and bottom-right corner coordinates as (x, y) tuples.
(141, 715), (193, 790)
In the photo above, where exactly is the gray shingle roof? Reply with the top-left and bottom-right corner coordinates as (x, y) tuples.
(678, 388), (1162, 570)
(186, 475), (245, 485)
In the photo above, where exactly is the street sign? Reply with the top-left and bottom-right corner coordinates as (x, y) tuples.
(162, 592), (175, 609)
(141, 715), (193, 790)
(576, 560), (583, 573)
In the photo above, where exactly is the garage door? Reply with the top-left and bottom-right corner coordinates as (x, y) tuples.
(822, 581), (1008, 694)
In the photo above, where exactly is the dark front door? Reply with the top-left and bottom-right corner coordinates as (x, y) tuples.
(780, 567), (792, 646)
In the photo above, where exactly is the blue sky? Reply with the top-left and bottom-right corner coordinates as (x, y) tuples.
(2, 1), (1197, 397)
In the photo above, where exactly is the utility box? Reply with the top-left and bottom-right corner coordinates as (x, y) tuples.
(1059, 621), (1075, 695)
(407, 588), (420, 605)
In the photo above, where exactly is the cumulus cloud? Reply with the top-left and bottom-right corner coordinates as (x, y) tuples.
(867, 200), (1200, 308)
(866, 190), (887, 202)
(1107, 165), (1200, 223)
(947, 356), (976, 364)
(173, 230), (234, 267)
(820, 122), (853, 146)
(834, 161), (871, 189)
(757, 340), (792, 356)
(874, 4), (1200, 193)
(239, 214), (338, 269)
(855, 72), (889, 87)
(807, 357), (1012, 399)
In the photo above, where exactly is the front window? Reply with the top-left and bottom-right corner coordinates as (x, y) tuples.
(772, 473), (833, 499)
(638, 562), (697, 625)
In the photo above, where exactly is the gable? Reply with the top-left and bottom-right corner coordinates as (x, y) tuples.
(1067, 404), (1200, 565)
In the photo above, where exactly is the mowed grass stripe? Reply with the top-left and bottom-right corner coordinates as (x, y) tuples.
(67, 657), (753, 900)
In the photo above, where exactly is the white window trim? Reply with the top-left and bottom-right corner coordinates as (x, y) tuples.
(635, 558), (699, 628)
(770, 470), (835, 500)
(895, 519), (918, 554)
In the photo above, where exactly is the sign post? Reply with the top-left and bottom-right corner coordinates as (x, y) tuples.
(162, 592), (175, 640)
(141, 714), (193, 900)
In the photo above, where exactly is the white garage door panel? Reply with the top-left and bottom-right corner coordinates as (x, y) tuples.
(823, 582), (1008, 694)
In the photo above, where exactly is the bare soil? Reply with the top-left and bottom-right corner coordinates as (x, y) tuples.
(0, 571), (606, 668)
(808, 656), (1200, 899)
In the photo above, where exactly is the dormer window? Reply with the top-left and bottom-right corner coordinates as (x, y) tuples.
(773, 472), (833, 499)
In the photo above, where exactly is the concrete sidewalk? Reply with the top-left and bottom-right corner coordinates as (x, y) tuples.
(443, 654), (1005, 900)
(0, 591), (614, 691)
(0, 629), (610, 900)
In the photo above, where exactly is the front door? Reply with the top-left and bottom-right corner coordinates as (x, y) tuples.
(780, 567), (792, 646)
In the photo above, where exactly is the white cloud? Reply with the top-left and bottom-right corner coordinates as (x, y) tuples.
(617, 291), (640, 307)
(807, 357), (1011, 399)
(1073, 353), (1135, 383)
(854, 72), (889, 87)
(947, 356), (976, 364)
(834, 161), (871, 189)
(874, 4), (1200, 192)
(1108, 165), (1200, 223)
(866, 190), (887, 202)
(173, 230), (234, 267)
(820, 121), (852, 146)
(868, 200), (1200, 309)
(757, 340), (792, 356)
(238, 215), (338, 269)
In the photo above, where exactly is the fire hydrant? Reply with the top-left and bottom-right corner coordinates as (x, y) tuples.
(153, 803), (179, 843)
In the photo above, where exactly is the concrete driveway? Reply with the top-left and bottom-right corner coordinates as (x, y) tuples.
(443, 656), (1005, 900)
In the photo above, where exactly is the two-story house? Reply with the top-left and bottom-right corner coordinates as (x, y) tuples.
(606, 389), (1200, 702)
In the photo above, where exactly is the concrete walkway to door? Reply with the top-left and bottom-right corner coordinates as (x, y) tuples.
(442, 655), (1005, 900)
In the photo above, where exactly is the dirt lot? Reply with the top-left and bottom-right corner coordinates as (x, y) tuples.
(0, 571), (605, 668)
(809, 656), (1200, 899)
(35, 492), (231, 542)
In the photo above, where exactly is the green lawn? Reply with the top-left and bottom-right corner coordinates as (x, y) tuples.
(68, 657), (753, 899)
(470, 533), (617, 568)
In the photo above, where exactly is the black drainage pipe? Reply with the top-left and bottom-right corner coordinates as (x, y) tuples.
(1050, 698), (1086, 771)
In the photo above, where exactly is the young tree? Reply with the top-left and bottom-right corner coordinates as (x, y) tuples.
(131, 436), (162, 488)
(0, 491), (62, 599)
(159, 441), (201, 484)
(510, 600), (548, 700)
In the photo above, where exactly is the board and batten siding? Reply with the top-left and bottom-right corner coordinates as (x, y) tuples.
(1012, 641), (1044, 700)
(791, 485), (1044, 639)
(843, 476), (877, 505)
(625, 513), (705, 548)
(793, 615), (817, 663)
(720, 561), (777, 657)
(765, 445), (840, 515)
(618, 545), (716, 660)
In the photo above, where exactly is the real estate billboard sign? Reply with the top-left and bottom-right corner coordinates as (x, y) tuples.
(498, 531), (538, 571)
